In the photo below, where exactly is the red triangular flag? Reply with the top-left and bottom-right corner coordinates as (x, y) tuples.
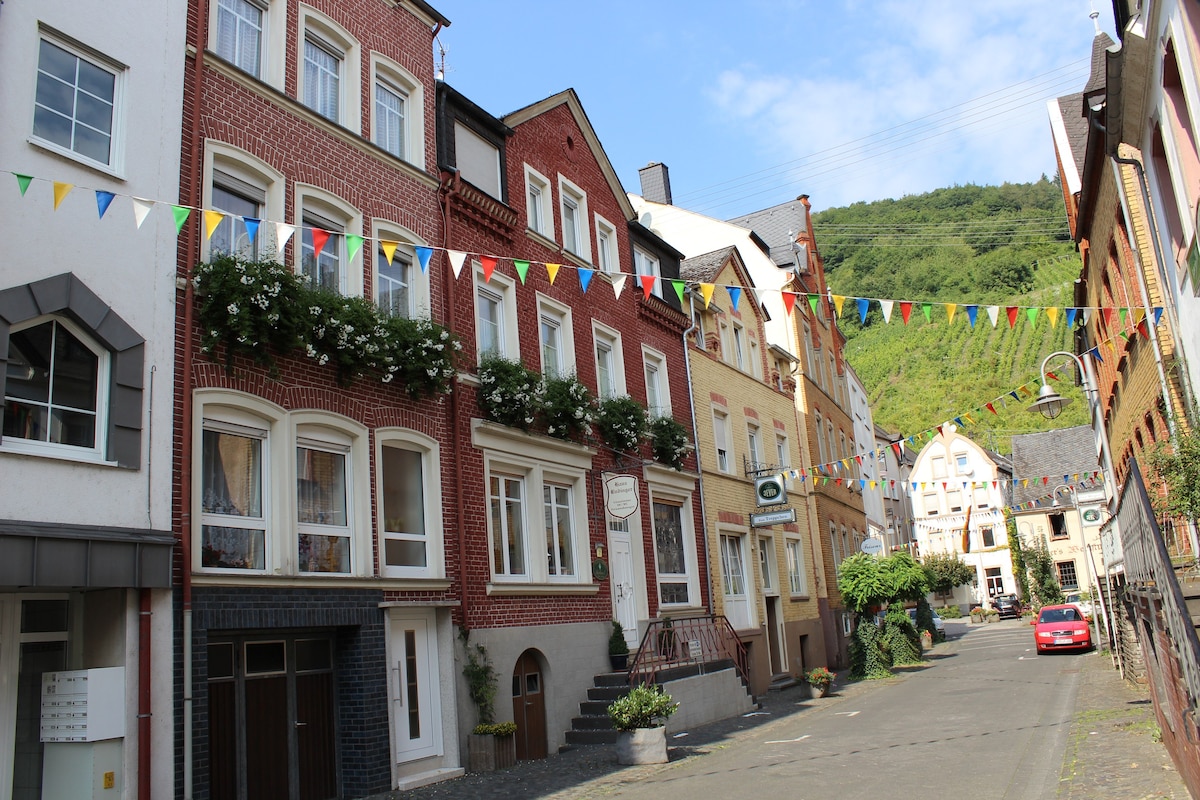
(782, 291), (798, 317)
(986, 402), (997, 415)
(482, 256), (497, 282)
(640, 274), (656, 300)
(900, 301), (913, 325)
(1006, 306), (1019, 328)
(311, 228), (330, 260)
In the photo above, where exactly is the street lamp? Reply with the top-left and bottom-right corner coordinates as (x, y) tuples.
(1027, 351), (1089, 420)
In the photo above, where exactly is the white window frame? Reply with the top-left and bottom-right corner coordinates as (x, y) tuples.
(746, 422), (762, 468)
(297, 5), (360, 130)
(294, 184), (362, 296)
(946, 489), (963, 513)
(730, 321), (747, 371)
(814, 412), (826, 464)
(193, 390), (371, 577)
(213, 0), (264, 77)
(642, 346), (671, 418)
(536, 293), (575, 378)
(924, 492), (939, 516)
(954, 452), (973, 476)
(592, 322), (626, 400)
(776, 433), (789, 469)
(370, 54), (424, 169)
(524, 165), (554, 239)
(473, 422), (593, 587)
(595, 214), (619, 274)
(1, 315), (111, 464)
(203, 142), (285, 262)
(372, 219), (430, 320)
(973, 484), (990, 509)
(829, 521), (841, 568)
(473, 263), (520, 363)
(209, 0), (287, 88)
(748, 335), (762, 379)
(295, 429), (354, 575)
(558, 175), (591, 261)
(713, 408), (733, 474)
(931, 455), (947, 479)
(376, 429), (444, 579)
(646, 465), (701, 610)
(31, 29), (127, 174)
(719, 532), (748, 597)
(758, 535), (777, 594)
(634, 247), (662, 298)
(786, 537), (808, 596)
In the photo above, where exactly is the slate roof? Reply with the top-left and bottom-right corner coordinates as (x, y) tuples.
(727, 200), (808, 268)
(680, 246), (736, 283)
(1055, 91), (1090, 182)
(1010, 425), (1098, 506)
(1083, 32), (1116, 99)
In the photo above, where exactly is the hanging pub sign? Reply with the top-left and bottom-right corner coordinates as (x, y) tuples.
(754, 475), (787, 507)
(604, 475), (640, 519)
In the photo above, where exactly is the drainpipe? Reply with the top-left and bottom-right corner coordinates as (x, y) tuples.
(440, 168), (469, 630)
(138, 589), (152, 800)
(181, 1), (208, 795)
(682, 292), (714, 615)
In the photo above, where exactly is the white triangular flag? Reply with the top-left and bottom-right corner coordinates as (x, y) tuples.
(986, 305), (1000, 328)
(132, 197), (154, 229)
(611, 273), (627, 300)
(880, 299), (894, 324)
(275, 223), (295, 250)
(448, 250), (467, 279)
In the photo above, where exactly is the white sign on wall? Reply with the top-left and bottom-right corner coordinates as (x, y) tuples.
(604, 475), (640, 519)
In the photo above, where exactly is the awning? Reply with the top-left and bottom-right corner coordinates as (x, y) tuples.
(0, 519), (174, 590)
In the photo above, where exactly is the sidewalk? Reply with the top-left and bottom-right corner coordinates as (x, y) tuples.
(362, 649), (1195, 800)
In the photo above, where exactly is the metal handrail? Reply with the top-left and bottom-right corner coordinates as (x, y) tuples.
(625, 615), (748, 687)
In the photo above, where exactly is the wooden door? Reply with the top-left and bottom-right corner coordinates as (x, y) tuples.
(296, 672), (336, 800)
(510, 651), (546, 760)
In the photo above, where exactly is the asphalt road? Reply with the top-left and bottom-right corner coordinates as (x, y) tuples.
(596, 618), (1084, 800)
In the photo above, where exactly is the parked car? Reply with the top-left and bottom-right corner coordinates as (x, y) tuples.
(907, 608), (945, 636)
(1063, 593), (1094, 617)
(993, 594), (1022, 619)
(1032, 604), (1092, 654)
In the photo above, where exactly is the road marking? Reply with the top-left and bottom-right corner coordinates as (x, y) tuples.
(834, 711), (860, 717)
(765, 734), (811, 744)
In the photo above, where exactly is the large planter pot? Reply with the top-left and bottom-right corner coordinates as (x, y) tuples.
(615, 726), (668, 765)
(468, 733), (517, 772)
(609, 653), (629, 671)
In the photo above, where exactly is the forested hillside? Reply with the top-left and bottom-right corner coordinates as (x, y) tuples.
(812, 179), (1089, 453)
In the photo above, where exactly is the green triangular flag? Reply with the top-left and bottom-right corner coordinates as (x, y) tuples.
(15, 174), (33, 196)
(1026, 307), (1039, 327)
(808, 294), (820, 316)
(514, 260), (530, 284)
(172, 205), (191, 234)
(1119, 308), (1128, 327)
(671, 279), (686, 304)
(346, 234), (364, 263)
(921, 303), (932, 323)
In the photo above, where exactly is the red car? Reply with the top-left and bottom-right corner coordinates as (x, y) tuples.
(1032, 604), (1092, 654)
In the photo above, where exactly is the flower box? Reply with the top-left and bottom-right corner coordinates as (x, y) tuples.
(467, 732), (516, 772)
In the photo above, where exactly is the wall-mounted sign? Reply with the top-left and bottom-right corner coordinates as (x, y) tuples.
(604, 475), (640, 519)
(750, 508), (796, 527)
(754, 475), (787, 507)
(1080, 505), (1102, 525)
(860, 537), (884, 555)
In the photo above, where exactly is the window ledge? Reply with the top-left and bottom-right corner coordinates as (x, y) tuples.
(191, 573), (448, 590)
(486, 582), (599, 596)
(28, 137), (126, 181)
(789, 594), (812, 602)
(524, 228), (561, 254)
(0, 443), (118, 468)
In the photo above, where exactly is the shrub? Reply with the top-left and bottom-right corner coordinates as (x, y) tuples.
(804, 666), (834, 687)
(478, 357), (543, 430)
(595, 396), (648, 454)
(541, 373), (595, 441)
(649, 416), (689, 469)
(607, 684), (678, 731)
(936, 604), (962, 619)
(471, 722), (517, 736)
(609, 620), (630, 656)
(462, 643), (498, 725)
(882, 604), (922, 665)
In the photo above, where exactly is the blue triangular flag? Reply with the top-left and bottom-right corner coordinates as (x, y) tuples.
(1066, 307), (1078, 328)
(578, 267), (594, 293)
(727, 286), (741, 311)
(415, 246), (433, 273)
(965, 305), (978, 328)
(856, 297), (869, 324)
(1153, 307), (1163, 327)
(95, 190), (115, 219)
(1091, 346), (1103, 364)
(244, 218), (260, 244)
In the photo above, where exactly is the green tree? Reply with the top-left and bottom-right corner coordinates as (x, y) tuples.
(882, 604), (922, 666)
(1025, 539), (1064, 607)
(922, 552), (975, 596)
(1007, 516), (1031, 605)
(837, 553), (889, 616)
(1145, 425), (1200, 523)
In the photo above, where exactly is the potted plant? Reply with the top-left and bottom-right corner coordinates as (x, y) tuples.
(608, 620), (630, 672)
(462, 641), (517, 771)
(607, 684), (678, 765)
(804, 666), (835, 697)
(970, 606), (985, 623)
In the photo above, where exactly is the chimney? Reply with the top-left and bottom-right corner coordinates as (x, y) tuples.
(638, 162), (673, 205)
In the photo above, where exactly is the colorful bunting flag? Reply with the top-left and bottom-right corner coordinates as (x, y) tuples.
(612, 274), (627, 300)
(448, 250), (467, 279)
(945, 303), (957, 325)
(880, 299), (894, 324)
(857, 297), (869, 324)
(900, 301), (913, 324)
(203, 210), (225, 241)
(275, 223), (295, 250)
(481, 256), (497, 283)
(808, 294), (820, 317)
(833, 295), (846, 316)
(921, 302), (932, 323)
(14, 174), (32, 196)
(346, 234), (364, 264)
(310, 228), (330, 260)
(639, 274), (655, 300)
(671, 279), (685, 304)
(95, 190), (115, 220)
(1006, 306), (1019, 328)
(132, 198), (154, 229)
(513, 259), (530, 284)
(53, 182), (73, 210)
(727, 285), (741, 310)
(699, 283), (715, 308)
(172, 206), (191, 234)
(244, 218), (260, 244)
(782, 291), (798, 317)
(546, 263), (561, 284)
(415, 246), (433, 273)
(966, 304), (978, 328)
(579, 268), (595, 293)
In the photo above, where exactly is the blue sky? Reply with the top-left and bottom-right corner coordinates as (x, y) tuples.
(435, 1), (1116, 215)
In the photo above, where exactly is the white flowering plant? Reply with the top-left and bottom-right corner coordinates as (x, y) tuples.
(478, 357), (544, 430)
(595, 395), (648, 454)
(650, 415), (690, 470)
(194, 255), (459, 395)
(542, 373), (595, 441)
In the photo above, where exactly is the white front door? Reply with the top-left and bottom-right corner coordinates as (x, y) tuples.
(608, 517), (639, 647)
(720, 534), (755, 630)
(388, 611), (442, 763)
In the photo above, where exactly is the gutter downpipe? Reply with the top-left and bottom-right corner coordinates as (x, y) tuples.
(440, 168), (470, 631)
(681, 293), (715, 617)
(182, 2), (208, 796)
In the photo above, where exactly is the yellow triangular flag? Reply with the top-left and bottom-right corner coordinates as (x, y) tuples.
(833, 295), (846, 316)
(1047, 307), (1060, 328)
(546, 263), (560, 285)
(699, 283), (715, 308)
(1133, 308), (1146, 326)
(203, 210), (225, 241)
(381, 240), (398, 265)
(945, 303), (957, 325)
(53, 182), (74, 210)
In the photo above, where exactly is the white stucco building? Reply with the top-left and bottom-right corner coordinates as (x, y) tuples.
(909, 427), (1013, 611)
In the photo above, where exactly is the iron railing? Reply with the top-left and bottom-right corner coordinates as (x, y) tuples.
(625, 615), (748, 687)
(1118, 460), (1200, 722)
